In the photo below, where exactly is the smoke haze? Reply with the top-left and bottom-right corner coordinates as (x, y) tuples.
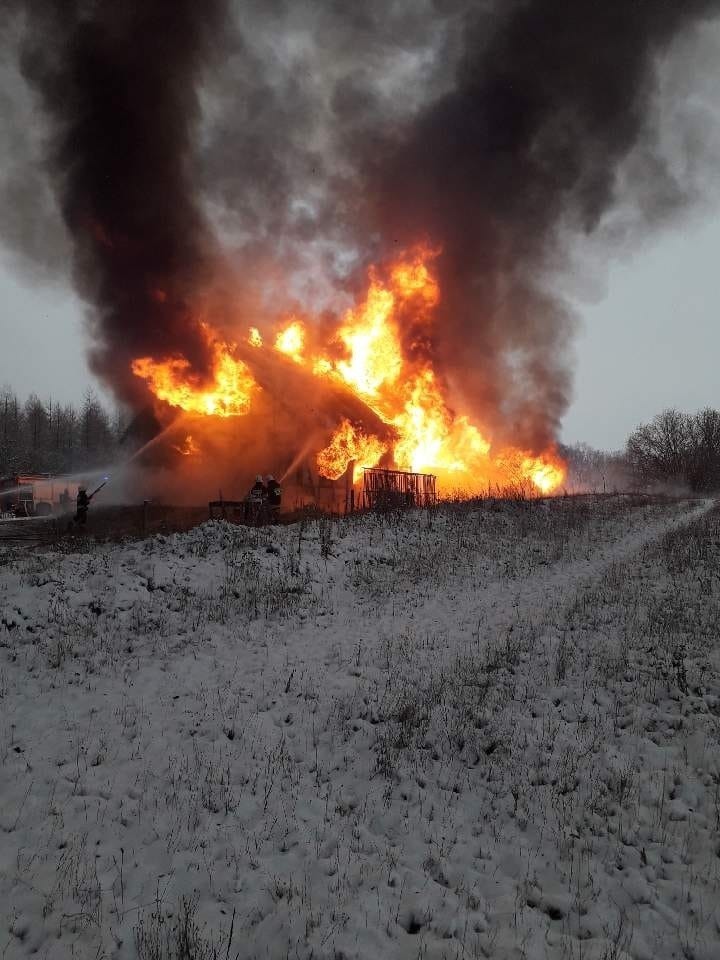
(357, 0), (720, 447)
(2, 0), (719, 455)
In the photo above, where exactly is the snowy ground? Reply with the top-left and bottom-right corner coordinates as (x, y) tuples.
(1, 495), (719, 960)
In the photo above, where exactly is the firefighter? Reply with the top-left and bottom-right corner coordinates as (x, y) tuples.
(245, 474), (266, 522)
(75, 485), (90, 525)
(266, 474), (282, 521)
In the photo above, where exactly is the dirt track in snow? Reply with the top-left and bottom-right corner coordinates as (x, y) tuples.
(1, 495), (719, 960)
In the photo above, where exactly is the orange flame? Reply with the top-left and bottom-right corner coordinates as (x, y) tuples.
(130, 246), (566, 495)
(316, 419), (387, 483)
(309, 247), (563, 492)
(274, 320), (305, 362)
(521, 455), (566, 495)
(333, 282), (401, 396)
(132, 334), (257, 418)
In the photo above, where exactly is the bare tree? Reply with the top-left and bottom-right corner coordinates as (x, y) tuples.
(0, 386), (22, 475)
(25, 394), (50, 455)
(627, 408), (720, 492)
(560, 442), (629, 492)
(0, 386), (125, 477)
(688, 408), (720, 492)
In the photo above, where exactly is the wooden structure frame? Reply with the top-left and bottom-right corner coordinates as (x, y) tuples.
(208, 499), (247, 522)
(362, 467), (437, 510)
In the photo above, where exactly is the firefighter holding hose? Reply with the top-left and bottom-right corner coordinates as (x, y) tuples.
(266, 474), (282, 521)
(245, 475), (266, 523)
(75, 486), (90, 525)
(75, 477), (109, 526)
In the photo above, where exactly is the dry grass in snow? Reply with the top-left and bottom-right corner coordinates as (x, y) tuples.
(0, 494), (719, 960)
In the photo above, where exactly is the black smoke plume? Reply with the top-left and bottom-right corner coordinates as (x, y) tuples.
(2, 0), (720, 458)
(355, 0), (720, 448)
(7, 1), (228, 405)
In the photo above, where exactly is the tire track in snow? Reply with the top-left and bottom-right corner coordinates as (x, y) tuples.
(447, 498), (716, 642)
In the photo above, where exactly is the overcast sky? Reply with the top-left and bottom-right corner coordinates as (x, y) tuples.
(1, 207), (717, 453)
(562, 210), (720, 448)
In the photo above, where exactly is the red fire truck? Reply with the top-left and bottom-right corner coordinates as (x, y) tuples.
(0, 475), (79, 518)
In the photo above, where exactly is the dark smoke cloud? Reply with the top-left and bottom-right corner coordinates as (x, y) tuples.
(200, 0), (720, 449)
(352, 0), (720, 447)
(5, 0), (229, 405)
(0, 15), (70, 278)
(196, 0), (461, 307)
(2, 0), (719, 454)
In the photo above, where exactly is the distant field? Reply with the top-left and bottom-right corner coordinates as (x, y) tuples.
(0, 495), (718, 960)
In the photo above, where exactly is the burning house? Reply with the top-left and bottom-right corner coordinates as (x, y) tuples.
(3, 1), (714, 508)
(118, 247), (566, 507)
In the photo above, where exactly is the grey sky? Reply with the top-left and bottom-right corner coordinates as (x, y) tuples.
(562, 210), (720, 449)
(0, 255), (108, 407)
(1, 205), (718, 451)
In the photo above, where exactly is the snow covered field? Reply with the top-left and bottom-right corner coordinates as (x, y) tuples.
(1, 495), (719, 960)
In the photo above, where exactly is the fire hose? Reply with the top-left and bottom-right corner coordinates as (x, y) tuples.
(88, 477), (110, 500)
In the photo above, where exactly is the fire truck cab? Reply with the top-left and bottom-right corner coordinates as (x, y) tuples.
(0, 475), (79, 518)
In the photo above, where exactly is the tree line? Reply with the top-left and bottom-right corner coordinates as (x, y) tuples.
(0, 386), (128, 478)
(561, 408), (720, 494)
(626, 408), (720, 492)
(3, 382), (718, 495)
(559, 442), (629, 493)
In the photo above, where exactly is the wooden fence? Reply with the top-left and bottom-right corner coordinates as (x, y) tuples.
(362, 468), (437, 510)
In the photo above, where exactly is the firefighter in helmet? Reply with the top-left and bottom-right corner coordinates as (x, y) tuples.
(75, 485), (90, 525)
(266, 474), (282, 521)
(245, 474), (267, 522)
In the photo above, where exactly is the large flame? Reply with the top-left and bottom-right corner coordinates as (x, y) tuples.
(316, 419), (387, 483)
(310, 247), (564, 493)
(132, 329), (257, 417)
(274, 320), (305, 361)
(131, 247), (566, 495)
